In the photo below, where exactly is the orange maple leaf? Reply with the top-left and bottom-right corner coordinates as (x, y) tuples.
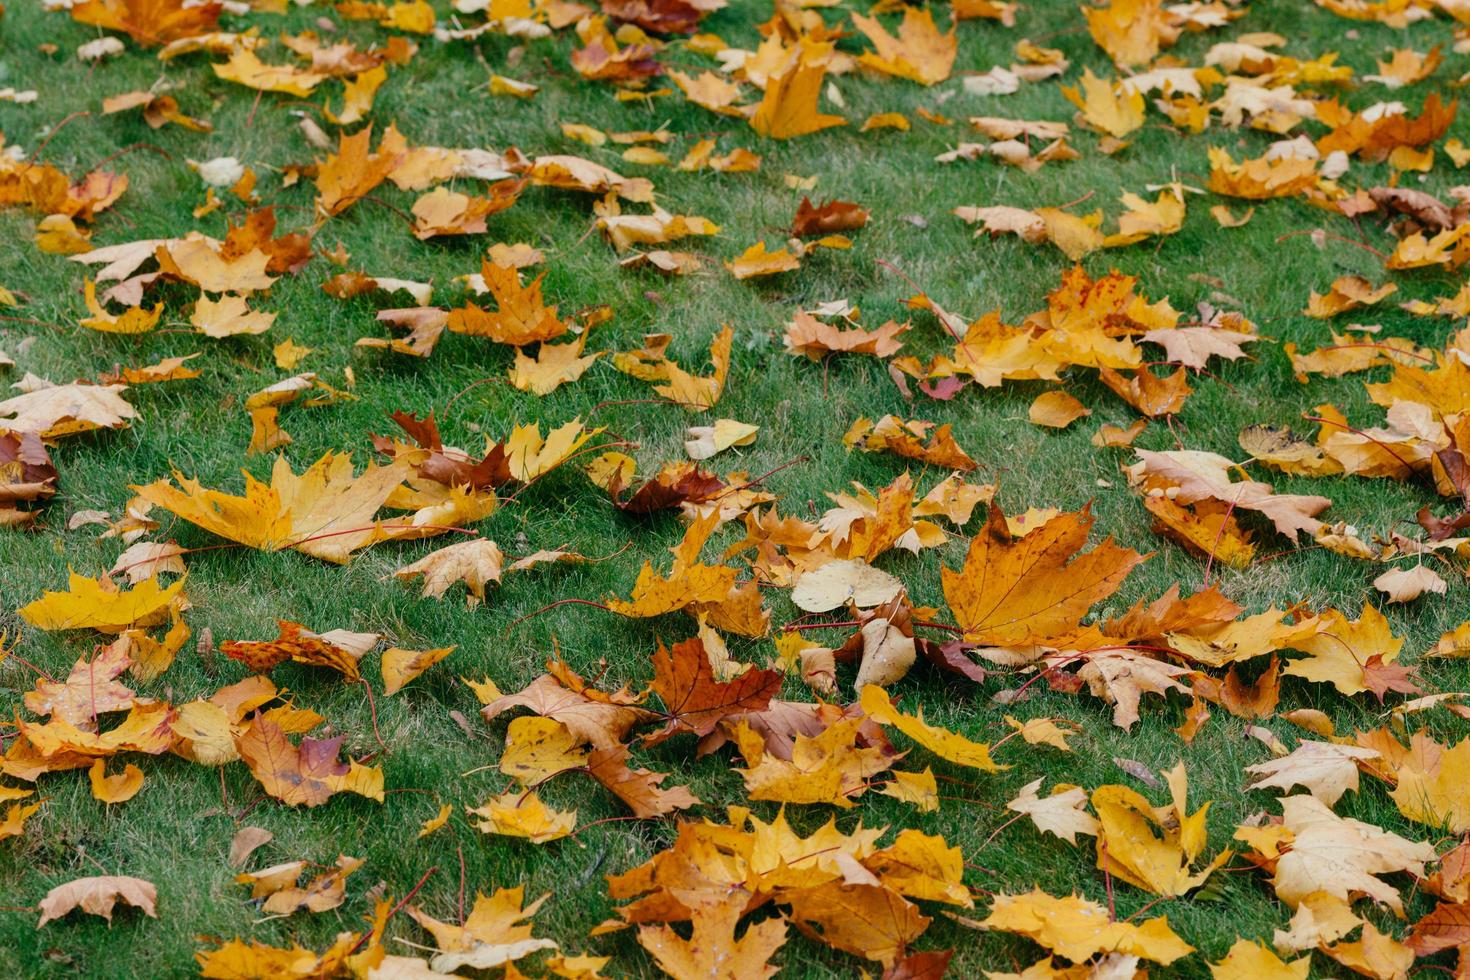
(942, 502), (1148, 645)
(447, 262), (569, 345)
(233, 714), (383, 807)
(71, 0), (222, 46)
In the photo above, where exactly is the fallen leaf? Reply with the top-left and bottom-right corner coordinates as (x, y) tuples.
(37, 876), (157, 926)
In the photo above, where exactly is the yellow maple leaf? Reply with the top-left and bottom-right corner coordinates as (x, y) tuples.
(1283, 604), (1403, 695)
(1085, 0), (1174, 68)
(1209, 938), (1311, 979)
(1389, 733), (1470, 832)
(942, 502), (1146, 645)
(213, 49), (327, 96)
(977, 888), (1194, 964)
(734, 716), (894, 807)
(1061, 69), (1145, 138)
(381, 646), (455, 695)
(19, 571), (185, 633)
(612, 326), (734, 411)
(132, 452), (414, 564)
(750, 46), (846, 139)
(860, 686), (1005, 771)
(851, 7), (957, 86)
(509, 334), (603, 396)
(607, 511), (737, 618)
(1093, 763), (1232, 896)
(466, 790), (576, 844)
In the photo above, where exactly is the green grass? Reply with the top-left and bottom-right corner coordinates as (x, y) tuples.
(0, 0), (1468, 976)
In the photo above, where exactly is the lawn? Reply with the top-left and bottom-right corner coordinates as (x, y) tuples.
(1, 0), (1468, 976)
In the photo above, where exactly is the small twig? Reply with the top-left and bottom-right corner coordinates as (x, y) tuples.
(244, 88), (264, 128)
(359, 679), (388, 755)
(1310, 342), (1435, 364)
(1050, 189), (1096, 211)
(568, 814), (649, 839)
(35, 111), (92, 161)
(1125, 896), (1167, 922)
(285, 522), (480, 550)
(588, 397), (699, 414)
(978, 813), (1024, 851)
(1274, 229), (1387, 260)
(346, 866), (438, 955)
(0, 314), (66, 330)
(442, 377), (505, 417)
(1202, 486), (1245, 588)
(456, 845), (466, 925)
(507, 598), (613, 632)
(361, 194), (418, 228)
(1304, 413), (1421, 477)
(710, 454), (810, 500)
(93, 142), (174, 169)
(2, 651), (54, 682)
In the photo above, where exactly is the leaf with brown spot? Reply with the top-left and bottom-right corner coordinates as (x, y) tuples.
(784, 882), (930, 967)
(233, 714), (384, 808)
(24, 643), (136, 729)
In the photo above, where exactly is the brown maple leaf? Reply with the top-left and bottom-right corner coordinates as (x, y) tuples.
(602, 0), (724, 34)
(0, 431), (59, 526)
(1360, 654), (1424, 702)
(791, 198), (870, 238)
(1407, 901), (1470, 957)
(607, 462), (726, 514)
(372, 410), (513, 491)
(644, 637), (782, 745)
(782, 312), (908, 361)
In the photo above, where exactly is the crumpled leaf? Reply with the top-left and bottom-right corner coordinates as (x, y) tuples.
(1246, 739), (1380, 806)
(1245, 794), (1436, 913)
(1091, 763), (1231, 896)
